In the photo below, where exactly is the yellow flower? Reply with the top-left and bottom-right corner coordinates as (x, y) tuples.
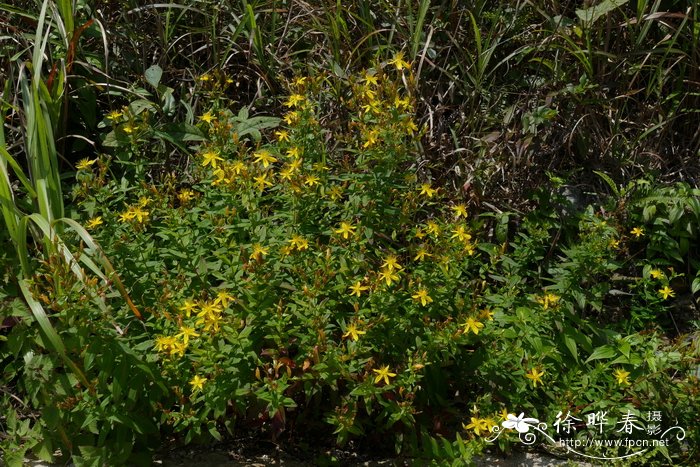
(387, 51), (410, 70)
(179, 299), (197, 318)
(289, 234), (309, 251)
(275, 130), (290, 142)
(292, 76), (307, 87)
(342, 323), (366, 341)
(154, 335), (176, 353)
(405, 119), (418, 135)
(76, 158), (97, 170)
(525, 367), (545, 388)
(254, 150), (278, 168)
(190, 375), (207, 392)
(198, 74), (211, 82)
(328, 186), (344, 201)
(481, 417), (497, 433)
(214, 290), (235, 308)
(394, 96), (410, 110)
(231, 160), (247, 175)
(451, 204), (468, 219)
(658, 286), (675, 300)
(176, 326), (199, 345)
(382, 254), (402, 272)
(119, 210), (136, 223)
(304, 175), (320, 186)
(536, 292), (560, 310)
(372, 365), (397, 385)
(335, 221), (357, 239)
(630, 227), (644, 238)
(106, 110), (123, 121)
(131, 207), (149, 223)
(348, 281), (369, 297)
(412, 288), (433, 306)
(609, 238), (620, 249)
(463, 417), (488, 436)
(85, 217), (103, 229)
(425, 221), (440, 236)
(283, 111), (300, 125)
(286, 146), (301, 159)
(170, 341), (187, 357)
(414, 248), (431, 261)
(253, 173), (273, 191)
(613, 368), (630, 386)
(201, 150), (223, 168)
(478, 308), (494, 321)
(363, 129), (380, 148)
(419, 183), (437, 198)
(450, 226), (472, 242)
(122, 123), (135, 134)
(363, 72), (379, 86)
(199, 111), (216, 124)
(251, 243), (269, 261)
(499, 408), (511, 421)
(378, 268), (400, 286)
(649, 269), (664, 279)
(462, 317), (484, 335)
(284, 94), (305, 108)
(178, 189), (196, 204)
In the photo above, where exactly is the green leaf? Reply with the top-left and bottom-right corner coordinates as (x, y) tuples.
(144, 64), (163, 88)
(585, 345), (616, 363)
(576, 0), (629, 25)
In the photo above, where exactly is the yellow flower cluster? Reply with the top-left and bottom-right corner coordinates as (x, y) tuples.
(119, 197), (151, 224)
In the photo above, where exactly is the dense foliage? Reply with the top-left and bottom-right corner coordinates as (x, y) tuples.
(1, 1), (699, 466)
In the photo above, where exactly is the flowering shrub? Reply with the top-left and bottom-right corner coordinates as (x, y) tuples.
(1, 58), (698, 465)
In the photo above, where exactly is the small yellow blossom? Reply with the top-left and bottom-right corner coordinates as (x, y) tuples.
(462, 317), (484, 335)
(76, 158), (97, 170)
(536, 292), (560, 310)
(382, 255), (402, 272)
(630, 227), (644, 238)
(414, 248), (431, 261)
(106, 110), (123, 121)
(176, 326), (199, 345)
(251, 243), (269, 261)
(201, 150), (223, 168)
(284, 94), (305, 108)
(463, 417), (488, 436)
(179, 299), (197, 318)
(342, 323), (367, 341)
(609, 238), (620, 249)
(426, 221), (440, 236)
(613, 368), (630, 386)
(214, 290), (235, 308)
(478, 308), (494, 321)
(198, 74), (211, 82)
(387, 51), (410, 70)
(525, 367), (545, 388)
(451, 204), (468, 219)
(289, 235), (309, 251)
(254, 150), (278, 168)
(283, 111), (300, 125)
(348, 281), (370, 297)
(658, 286), (675, 300)
(253, 173), (273, 191)
(286, 146), (301, 159)
(649, 269), (664, 279)
(378, 268), (400, 286)
(275, 130), (290, 142)
(412, 288), (433, 306)
(122, 124), (135, 134)
(178, 189), (196, 204)
(451, 226), (472, 242)
(199, 111), (216, 124)
(304, 175), (320, 187)
(335, 221), (357, 239)
(419, 183), (437, 198)
(372, 365), (396, 385)
(85, 217), (103, 229)
(190, 375), (207, 392)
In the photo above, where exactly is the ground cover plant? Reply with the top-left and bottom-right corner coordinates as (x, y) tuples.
(1, 0), (699, 466)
